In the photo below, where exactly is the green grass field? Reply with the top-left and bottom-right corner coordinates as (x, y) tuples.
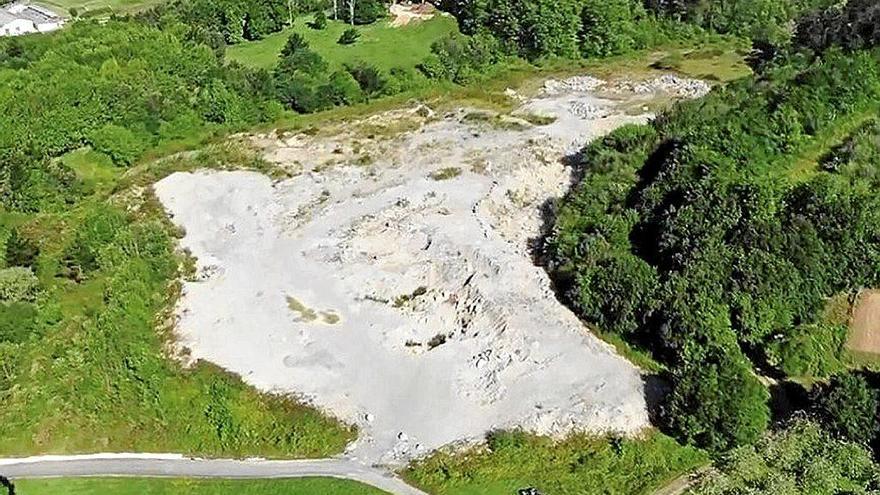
(227, 14), (458, 71)
(14, 477), (389, 495)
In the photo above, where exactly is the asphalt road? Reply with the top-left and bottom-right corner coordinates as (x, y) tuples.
(0, 456), (427, 495)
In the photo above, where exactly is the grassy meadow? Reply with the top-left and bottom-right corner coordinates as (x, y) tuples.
(14, 477), (389, 495)
(227, 14), (458, 71)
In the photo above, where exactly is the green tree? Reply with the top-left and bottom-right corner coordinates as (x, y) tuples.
(663, 345), (770, 451)
(338, 27), (360, 45)
(310, 10), (328, 29)
(580, 0), (645, 57)
(689, 420), (879, 495)
(321, 71), (363, 106)
(279, 32), (309, 58)
(340, 0), (386, 25)
(346, 63), (384, 96)
(812, 372), (880, 444)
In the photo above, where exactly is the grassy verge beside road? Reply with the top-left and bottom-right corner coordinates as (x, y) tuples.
(15, 477), (388, 495)
(404, 430), (707, 495)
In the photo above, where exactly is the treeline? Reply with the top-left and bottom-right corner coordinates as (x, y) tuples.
(437, 0), (697, 61)
(548, 33), (880, 450)
(434, 0), (831, 64)
(647, 0), (835, 42)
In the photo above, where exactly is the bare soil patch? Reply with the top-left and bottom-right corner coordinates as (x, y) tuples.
(390, 3), (436, 27)
(848, 289), (880, 354)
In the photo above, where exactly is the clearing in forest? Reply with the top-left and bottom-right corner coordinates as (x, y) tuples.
(226, 14), (457, 70)
(155, 73), (710, 466)
(848, 290), (880, 355)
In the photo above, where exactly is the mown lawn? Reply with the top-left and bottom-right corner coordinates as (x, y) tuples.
(226, 14), (458, 71)
(14, 477), (389, 495)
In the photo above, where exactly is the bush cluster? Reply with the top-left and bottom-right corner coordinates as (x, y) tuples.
(438, 0), (681, 61)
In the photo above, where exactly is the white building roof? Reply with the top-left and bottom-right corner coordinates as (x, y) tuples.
(1, 2), (63, 26)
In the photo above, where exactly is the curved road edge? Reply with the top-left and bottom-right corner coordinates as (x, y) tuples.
(0, 455), (427, 495)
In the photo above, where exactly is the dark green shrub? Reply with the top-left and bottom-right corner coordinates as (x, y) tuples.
(346, 63), (384, 95)
(663, 345), (770, 452)
(280, 32), (309, 57)
(5, 228), (39, 269)
(812, 372), (880, 444)
(310, 10), (328, 29)
(338, 27), (360, 45)
(62, 208), (127, 278)
(321, 71), (363, 106)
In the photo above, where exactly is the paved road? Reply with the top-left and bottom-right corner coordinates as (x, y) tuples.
(0, 455), (427, 495)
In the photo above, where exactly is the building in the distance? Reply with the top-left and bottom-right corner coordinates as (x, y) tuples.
(0, 2), (64, 36)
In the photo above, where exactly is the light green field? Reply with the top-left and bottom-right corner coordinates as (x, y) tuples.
(14, 477), (389, 495)
(226, 14), (458, 71)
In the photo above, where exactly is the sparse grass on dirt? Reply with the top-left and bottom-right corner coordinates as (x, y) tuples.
(429, 167), (462, 180)
(404, 430), (707, 495)
(651, 44), (751, 83)
(519, 113), (557, 126)
(14, 477), (389, 495)
(265, 37), (749, 138)
(227, 14), (458, 71)
(461, 111), (531, 131)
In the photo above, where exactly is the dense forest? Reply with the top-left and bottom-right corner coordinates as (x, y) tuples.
(549, 0), (880, 453)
